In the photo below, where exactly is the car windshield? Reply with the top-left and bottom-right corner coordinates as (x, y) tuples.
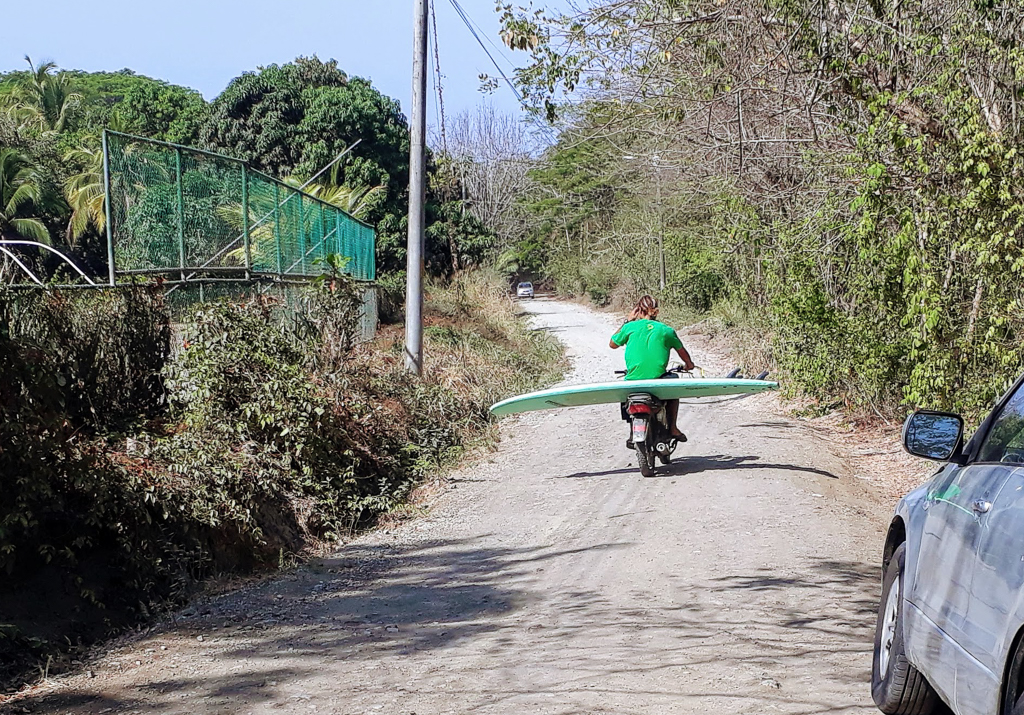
(518, 283), (532, 288)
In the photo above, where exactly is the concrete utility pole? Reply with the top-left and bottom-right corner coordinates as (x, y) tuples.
(405, 0), (429, 375)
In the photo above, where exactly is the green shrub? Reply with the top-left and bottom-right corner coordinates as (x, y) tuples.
(0, 271), (564, 688)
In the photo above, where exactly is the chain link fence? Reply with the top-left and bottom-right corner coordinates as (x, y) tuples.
(163, 281), (379, 345)
(104, 130), (376, 282)
(102, 130), (377, 341)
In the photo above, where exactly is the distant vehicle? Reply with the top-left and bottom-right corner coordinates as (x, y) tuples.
(516, 281), (534, 299)
(872, 372), (1024, 715)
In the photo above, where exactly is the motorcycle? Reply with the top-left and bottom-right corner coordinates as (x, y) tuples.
(618, 366), (769, 477)
(617, 365), (692, 478)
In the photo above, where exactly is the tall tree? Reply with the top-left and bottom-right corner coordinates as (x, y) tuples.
(113, 82), (206, 144)
(200, 56), (485, 274)
(444, 105), (536, 250)
(63, 141), (105, 245)
(0, 148), (52, 244)
(200, 56), (350, 175)
(3, 57), (82, 132)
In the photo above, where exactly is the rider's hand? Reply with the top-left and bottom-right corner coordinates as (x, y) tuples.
(684, 361), (695, 371)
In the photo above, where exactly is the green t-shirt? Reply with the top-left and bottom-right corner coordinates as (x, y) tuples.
(611, 319), (684, 380)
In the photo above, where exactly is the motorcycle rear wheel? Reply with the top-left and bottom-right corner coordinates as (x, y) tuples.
(636, 445), (656, 477)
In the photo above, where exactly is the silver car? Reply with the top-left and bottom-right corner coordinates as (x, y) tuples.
(873, 373), (1024, 715)
(516, 281), (534, 299)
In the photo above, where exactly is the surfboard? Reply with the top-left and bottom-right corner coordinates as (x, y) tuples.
(489, 378), (779, 417)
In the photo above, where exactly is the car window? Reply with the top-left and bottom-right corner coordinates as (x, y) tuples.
(978, 384), (1024, 464)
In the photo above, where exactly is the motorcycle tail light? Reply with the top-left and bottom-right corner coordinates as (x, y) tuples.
(627, 403), (654, 415)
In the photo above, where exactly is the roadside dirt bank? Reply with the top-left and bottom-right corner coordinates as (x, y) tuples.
(3, 297), (920, 715)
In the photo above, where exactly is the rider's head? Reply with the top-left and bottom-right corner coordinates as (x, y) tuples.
(633, 295), (659, 320)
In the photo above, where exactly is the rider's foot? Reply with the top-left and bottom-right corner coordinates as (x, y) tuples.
(671, 431), (687, 442)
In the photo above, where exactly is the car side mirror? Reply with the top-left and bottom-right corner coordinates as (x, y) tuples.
(903, 411), (965, 461)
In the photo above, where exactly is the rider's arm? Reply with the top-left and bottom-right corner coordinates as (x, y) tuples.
(676, 346), (695, 371)
(610, 323), (631, 349)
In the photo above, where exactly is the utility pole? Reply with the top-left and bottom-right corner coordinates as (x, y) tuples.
(654, 154), (666, 291)
(405, 0), (429, 375)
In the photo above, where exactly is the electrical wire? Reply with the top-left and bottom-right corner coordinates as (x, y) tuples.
(447, 0), (525, 105)
(430, 0), (449, 155)
(456, 0), (518, 69)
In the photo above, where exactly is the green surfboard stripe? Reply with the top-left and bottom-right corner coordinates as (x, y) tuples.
(489, 378), (779, 417)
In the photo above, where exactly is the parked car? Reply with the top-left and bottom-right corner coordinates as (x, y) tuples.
(516, 281), (534, 299)
(873, 372), (1024, 715)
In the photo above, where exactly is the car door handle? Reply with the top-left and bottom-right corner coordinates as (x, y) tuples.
(972, 499), (992, 514)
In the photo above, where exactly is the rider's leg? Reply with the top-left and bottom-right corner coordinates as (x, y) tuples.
(667, 398), (684, 438)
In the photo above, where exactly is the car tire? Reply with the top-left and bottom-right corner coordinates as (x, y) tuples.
(871, 542), (941, 714)
(1001, 636), (1024, 715)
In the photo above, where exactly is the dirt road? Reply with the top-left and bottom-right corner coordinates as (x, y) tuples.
(16, 298), (891, 715)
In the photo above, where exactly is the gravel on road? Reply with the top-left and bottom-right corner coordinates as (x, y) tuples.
(8, 297), (891, 715)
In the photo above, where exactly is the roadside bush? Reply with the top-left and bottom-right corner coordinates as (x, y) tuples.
(0, 270), (563, 689)
(0, 287), (173, 683)
(375, 270), (406, 324)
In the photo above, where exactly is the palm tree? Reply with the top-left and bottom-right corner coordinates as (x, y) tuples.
(0, 147), (51, 244)
(282, 177), (383, 220)
(2, 57), (82, 133)
(64, 142), (105, 244)
(217, 180), (382, 269)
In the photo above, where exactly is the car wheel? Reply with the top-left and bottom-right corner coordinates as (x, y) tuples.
(871, 542), (941, 714)
(1002, 635), (1024, 715)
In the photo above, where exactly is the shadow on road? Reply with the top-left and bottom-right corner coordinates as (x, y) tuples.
(558, 454), (839, 480)
(14, 538), (625, 714)
(530, 324), (588, 334)
(14, 538), (879, 715)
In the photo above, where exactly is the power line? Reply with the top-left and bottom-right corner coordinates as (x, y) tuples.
(447, 0), (525, 105)
(456, 1), (518, 70)
(430, 0), (449, 155)
(428, 18), (442, 146)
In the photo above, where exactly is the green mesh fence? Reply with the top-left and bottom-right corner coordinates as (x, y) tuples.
(104, 130), (376, 282)
(163, 281), (379, 345)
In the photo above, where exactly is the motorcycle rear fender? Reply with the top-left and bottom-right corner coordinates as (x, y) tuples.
(631, 417), (649, 443)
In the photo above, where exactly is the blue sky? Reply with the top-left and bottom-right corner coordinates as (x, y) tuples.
(1, 0), (548, 123)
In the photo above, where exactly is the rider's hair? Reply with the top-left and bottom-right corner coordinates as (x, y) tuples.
(631, 295), (659, 320)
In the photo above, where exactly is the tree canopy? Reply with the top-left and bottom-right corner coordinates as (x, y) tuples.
(489, 0), (1024, 418)
(0, 55), (493, 279)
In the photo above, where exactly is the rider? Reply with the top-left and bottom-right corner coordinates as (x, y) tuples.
(609, 295), (694, 441)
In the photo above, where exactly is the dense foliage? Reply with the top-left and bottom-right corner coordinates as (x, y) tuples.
(0, 274), (562, 686)
(491, 0), (1024, 420)
(0, 56), (494, 279)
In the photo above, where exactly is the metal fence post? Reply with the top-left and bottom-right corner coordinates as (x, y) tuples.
(336, 214), (343, 273)
(102, 130), (116, 287)
(175, 148), (186, 281)
(274, 182), (283, 275)
(319, 203), (327, 264)
(241, 163), (251, 276)
(298, 193), (305, 275)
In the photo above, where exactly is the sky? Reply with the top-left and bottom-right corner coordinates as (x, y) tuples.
(0, 0), (552, 124)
